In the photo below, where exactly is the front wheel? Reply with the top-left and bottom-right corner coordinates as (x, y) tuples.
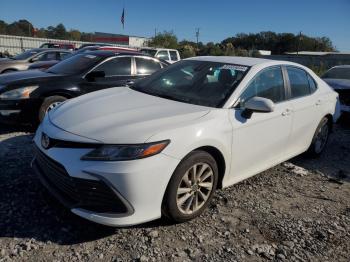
(162, 151), (218, 223)
(38, 96), (67, 122)
(306, 117), (331, 157)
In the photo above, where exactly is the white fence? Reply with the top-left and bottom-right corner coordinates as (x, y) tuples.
(0, 34), (149, 55)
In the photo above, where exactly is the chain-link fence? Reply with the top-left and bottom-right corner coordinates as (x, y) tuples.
(0, 34), (148, 56)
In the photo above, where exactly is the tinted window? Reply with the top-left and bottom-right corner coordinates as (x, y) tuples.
(140, 49), (157, 57)
(47, 54), (103, 75)
(156, 51), (170, 60)
(240, 66), (285, 104)
(59, 52), (71, 60)
(322, 67), (350, 80)
(94, 57), (131, 76)
(36, 52), (57, 61)
(131, 60), (249, 108)
(307, 74), (317, 93)
(287, 67), (310, 98)
(135, 58), (161, 75)
(169, 51), (178, 61)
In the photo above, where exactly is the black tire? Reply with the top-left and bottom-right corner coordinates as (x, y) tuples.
(306, 117), (331, 157)
(38, 95), (67, 122)
(162, 150), (218, 223)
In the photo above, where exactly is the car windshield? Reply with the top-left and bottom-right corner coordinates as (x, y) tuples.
(13, 50), (40, 60)
(322, 68), (350, 80)
(47, 53), (104, 75)
(140, 49), (157, 57)
(131, 60), (250, 108)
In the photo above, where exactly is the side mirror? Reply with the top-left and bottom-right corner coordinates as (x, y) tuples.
(30, 57), (39, 63)
(241, 96), (274, 119)
(85, 71), (105, 82)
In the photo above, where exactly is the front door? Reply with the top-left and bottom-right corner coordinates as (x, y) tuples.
(80, 56), (135, 94)
(229, 66), (293, 183)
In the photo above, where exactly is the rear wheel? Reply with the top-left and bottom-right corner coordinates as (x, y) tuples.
(306, 117), (330, 157)
(38, 95), (67, 122)
(162, 151), (218, 223)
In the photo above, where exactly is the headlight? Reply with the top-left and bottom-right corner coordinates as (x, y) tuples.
(81, 140), (170, 161)
(0, 86), (39, 100)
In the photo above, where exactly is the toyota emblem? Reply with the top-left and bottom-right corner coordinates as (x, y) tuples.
(41, 133), (50, 149)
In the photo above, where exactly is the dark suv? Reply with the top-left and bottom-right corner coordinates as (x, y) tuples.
(0, 50), (168, 124)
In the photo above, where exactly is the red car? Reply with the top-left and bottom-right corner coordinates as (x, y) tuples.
(40, 43), (75, 51)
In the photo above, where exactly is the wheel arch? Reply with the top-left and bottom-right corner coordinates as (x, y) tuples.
(190, 145), (226, 189)
(1, 68), (18, 74)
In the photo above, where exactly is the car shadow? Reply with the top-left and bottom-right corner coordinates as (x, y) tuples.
(290, 118), (350, 183)
(0, 128), (172, 245)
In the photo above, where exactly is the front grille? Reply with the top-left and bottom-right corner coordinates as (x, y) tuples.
(335, 89), (350, 106)
(34, 146), (128, 214)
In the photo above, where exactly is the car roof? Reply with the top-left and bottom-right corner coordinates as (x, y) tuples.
(82, 50), (149, 57)
(330, 65), (350, 69)
(186, 56), (276, 66)
(29, 48), (72, 52)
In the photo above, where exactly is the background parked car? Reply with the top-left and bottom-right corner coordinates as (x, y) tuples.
(322, 65), (350, 116)
(28, 46), (139, 71)
(140, 48), (181, 63)
(0, 50), (168, 124)
(0, 48), (72, 74)
(40, 42), (75, 51)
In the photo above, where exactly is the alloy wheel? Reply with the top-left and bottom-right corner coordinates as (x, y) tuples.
(176, 163), (214, 215)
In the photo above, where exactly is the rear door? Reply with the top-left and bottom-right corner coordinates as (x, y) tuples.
(284, 66), (321, 155)
(80, 56), (133, 93)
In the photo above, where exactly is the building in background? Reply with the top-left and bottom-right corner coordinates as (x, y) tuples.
(92, 32), (149, 47)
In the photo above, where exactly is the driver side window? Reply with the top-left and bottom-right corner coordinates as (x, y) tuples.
(240, 66), (285, 106)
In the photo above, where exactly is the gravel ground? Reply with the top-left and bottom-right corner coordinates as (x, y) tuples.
(0, 120), (349, 262)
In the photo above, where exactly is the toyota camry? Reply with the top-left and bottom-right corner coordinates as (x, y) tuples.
(32, 56), (339, 226)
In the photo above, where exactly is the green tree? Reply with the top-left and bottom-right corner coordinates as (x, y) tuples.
(0, 20), (7, 34)
(69, 30), (81, 41)
(54, 23), (67, 39)
(148, 31), (178, 49)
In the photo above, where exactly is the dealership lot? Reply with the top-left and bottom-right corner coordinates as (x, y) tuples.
(0, 122), (349, 261)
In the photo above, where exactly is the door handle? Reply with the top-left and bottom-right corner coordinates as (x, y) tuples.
(282, 108), (292, 116)
(316, 99), (322, 106)
(125, 80), (135, 86)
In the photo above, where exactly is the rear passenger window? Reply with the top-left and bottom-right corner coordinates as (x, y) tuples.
(94, 57), (131, 76)
(287, 67), (311, 98)
(307, 74), (317, 93)
(135, 58), (161, 75)
(169, 51), (178, 61)
(240, 66), (285, 104)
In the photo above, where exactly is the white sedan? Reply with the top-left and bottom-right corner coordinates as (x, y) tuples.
(32, 56), (339, 226)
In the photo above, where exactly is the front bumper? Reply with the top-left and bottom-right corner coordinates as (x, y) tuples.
(0, 98), (41, 124)
(33, 124), (180, 226)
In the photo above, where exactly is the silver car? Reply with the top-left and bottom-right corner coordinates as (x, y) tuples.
(0, 48), (71, 74)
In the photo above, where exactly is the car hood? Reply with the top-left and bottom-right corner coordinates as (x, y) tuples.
(323, 78), (350, 90)
(0, 58), (25, 64)
(49, 87), (210, 143)
(0, 69), (62, 86)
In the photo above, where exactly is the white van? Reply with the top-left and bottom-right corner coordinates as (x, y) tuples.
(140, 48), (181, 64)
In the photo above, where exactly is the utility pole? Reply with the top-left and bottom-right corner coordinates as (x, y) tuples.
(195, 28), (200, 46)
(297, 31), (302, 55)
(154, 28), (157, 38)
